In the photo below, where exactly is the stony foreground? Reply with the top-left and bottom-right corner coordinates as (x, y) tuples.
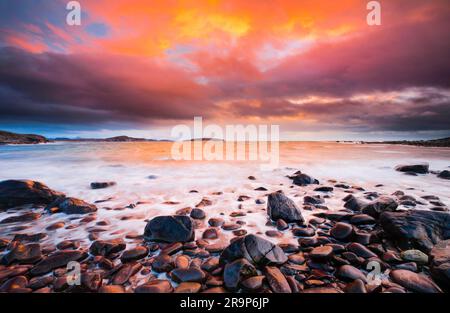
(0, 169), (449, 294)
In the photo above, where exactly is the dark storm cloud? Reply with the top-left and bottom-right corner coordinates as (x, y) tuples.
(0, 47), (216, 125)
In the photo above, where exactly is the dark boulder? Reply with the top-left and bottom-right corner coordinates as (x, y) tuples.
(46, 197), (97, 214)
(90, 182), (116, 189)
(144, 215), (195, 243)
(380, 210), (450, 252)
(330, 222), (354, 241)
(171, 268), (206, 283)
(220, 234), (287, 266)
(344, 195), (368, 211)
(190, 208), (206, 220)
(90, 239), (126, 256)
(292, 173), (319, 186)
(267, 191), (304, 223)
(362, 196), (398, 217)
(395, 163), (429, 174)
(0, 180), (64, 210)
(437, 170), (450, 180)
(223, 258), (257, 290)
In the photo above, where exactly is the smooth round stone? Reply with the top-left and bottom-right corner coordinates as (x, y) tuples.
(298, 237), (319, 247)
(241, 275), (265, 291)
(190, 208), (206, 220)
(208, 217), (225, 227)
(174, 282), (202, 293)
(202, 228), (219, 239)
(344, 279), (367, 293)
(400, 250), (429, 264)
(135, 280), (174, 293)
(288, 252), (306, 265)
(175, 255), (191, 269)
(347, 242), (377, 259)
(152, 254), (173, 272)
(120, 246), (148, 262)
(222, 223), (241, 231)
(310, 246), (333, 261)
(292, 227), (316, 237)
(171, 268), (206, 283)
(390, 269), (442, 293)
(336, 265), (367, 283)
(330, 223), (353, 241)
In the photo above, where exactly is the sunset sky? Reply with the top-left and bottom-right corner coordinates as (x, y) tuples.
(0, 0), (449, 140)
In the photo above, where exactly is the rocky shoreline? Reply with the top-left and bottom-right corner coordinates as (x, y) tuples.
(0, 168), (449, 294)
(0, 131), (49, 145)
(362, 137), (450, 148)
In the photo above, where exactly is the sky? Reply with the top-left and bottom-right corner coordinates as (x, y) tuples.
(0, 0), (449, 140)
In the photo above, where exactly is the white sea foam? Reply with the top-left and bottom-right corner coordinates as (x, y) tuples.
(0, 141), (449, 252)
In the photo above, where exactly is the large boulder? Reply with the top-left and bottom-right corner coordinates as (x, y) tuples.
(362, 196), (398, 217)
(437, 170), (450, 180)
(220, 234), (287, 266)
(46, 197), (97, 215)
(267, 191), (304, 223)
(380, 210), (450, 252)
(0, 180), (64, 210)
(395, 163), (429, 174)
(429, 240), (450, 289)
(144, 215), (195, 243)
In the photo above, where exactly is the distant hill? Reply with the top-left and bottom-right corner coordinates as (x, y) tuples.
(185, 138), (225, 142)
(363, 137), (450, 147)
(53, 136), (171, 142)
(0, 130), (49, 145)
(104, 136), (147, 142)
